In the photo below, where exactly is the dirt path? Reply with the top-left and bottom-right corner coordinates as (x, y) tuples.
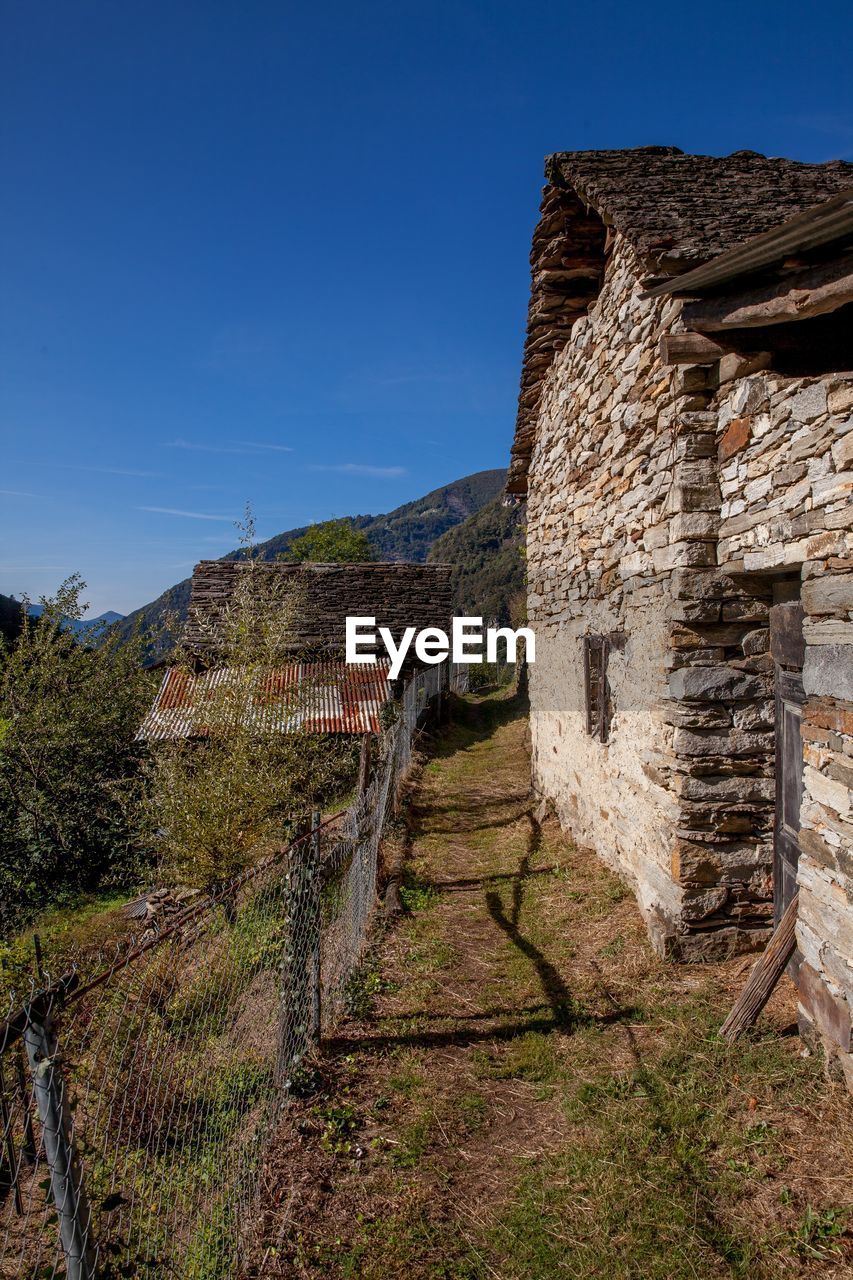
(247, 690), (853, 1280)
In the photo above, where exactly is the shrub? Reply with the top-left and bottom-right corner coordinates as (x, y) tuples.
(0, 577), (152, 932)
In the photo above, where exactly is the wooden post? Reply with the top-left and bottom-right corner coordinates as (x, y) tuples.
(32, 936), (44, 983)
(720, 893), (799, 1042)
(357, 734), (372, 797)
(0, 1056), (23, 1215)
(23, 1009), (96, 1278)
(310, 811), (322, 1044)
(15, 1046), (37, 1166)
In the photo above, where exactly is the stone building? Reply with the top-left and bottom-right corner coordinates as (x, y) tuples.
(139, 560), (453, 739)
(183, 559), (453, 667)
(509, 147), (853, 1083)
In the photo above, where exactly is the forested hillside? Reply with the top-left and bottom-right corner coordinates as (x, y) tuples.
(428, 494), (525, 624)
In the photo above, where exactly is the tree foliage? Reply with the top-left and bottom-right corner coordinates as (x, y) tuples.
(428, 495), (526, 626)
(147, 528), (359, 891)
(280, 518), (375, 564)
(0, 577), (153, 931)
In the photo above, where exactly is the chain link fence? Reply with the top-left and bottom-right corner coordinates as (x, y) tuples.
(0, 662), (446, 1279)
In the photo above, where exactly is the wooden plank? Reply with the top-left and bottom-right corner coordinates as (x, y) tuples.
(597, 637), (609, 743)
(720, 893), (799, 1041)
(583, 639), (593, 737)
(683, 259), (853, 331)
(659, 333), (728, 364)
(770, 602), (805, 669)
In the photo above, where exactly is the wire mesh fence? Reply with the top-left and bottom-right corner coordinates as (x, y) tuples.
(0, 662), (446, 1279)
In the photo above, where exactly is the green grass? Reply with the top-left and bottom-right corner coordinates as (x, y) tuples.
(0, 887), (134, 999)
(392, 1111), (434, 1168)
(457, 1092), (488, 1132)
(478, 1007), (830, 1280)
(246, 689), (853, 1280)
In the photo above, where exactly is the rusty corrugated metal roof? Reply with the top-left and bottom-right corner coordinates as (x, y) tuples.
(137, 661), (392, 741)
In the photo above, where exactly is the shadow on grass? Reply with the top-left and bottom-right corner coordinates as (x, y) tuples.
(428, 866), (558, 892)
(326, 1004), (644, 1056)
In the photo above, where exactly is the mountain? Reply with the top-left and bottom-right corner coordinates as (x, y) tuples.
(22, 606), (125, 639)
(427, 494), (526, 626)
(118, 469), (507, 652)
(70, 610), (126, 638)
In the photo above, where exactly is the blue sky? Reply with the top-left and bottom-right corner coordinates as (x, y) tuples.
(2, 1), (852, 614)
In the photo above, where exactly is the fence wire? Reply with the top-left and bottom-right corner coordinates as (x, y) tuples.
(0, 663), (445, 1280)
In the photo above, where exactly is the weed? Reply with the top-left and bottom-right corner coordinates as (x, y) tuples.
(400, 869), (438, 913)
(791, 1205), (848, 1260)
(392, 1111), (433, 1167)
(599, 933), (625, 958)
(457, 1092), (488, 1132)
(387, 1049), (426, 1095)
(314, 1101), (359, 1155)
(344, 962), (389, 1019)
(473, 1031), (565, 1087)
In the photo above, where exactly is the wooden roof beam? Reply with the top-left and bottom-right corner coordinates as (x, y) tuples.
(682, 257), (853, 331)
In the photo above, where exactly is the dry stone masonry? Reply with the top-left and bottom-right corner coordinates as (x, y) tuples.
(184, 561), (453, 669)
(512, 146), (853, 1088)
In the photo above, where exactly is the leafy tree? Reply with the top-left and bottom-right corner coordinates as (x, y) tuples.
(280, 518), (374, 564)
(148, 524), (359, 891)
(0, 576), (153, 931)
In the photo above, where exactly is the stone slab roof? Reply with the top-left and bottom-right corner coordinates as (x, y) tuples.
(183, 560), (453, 663)
(549, 147), (853, 274)
(507, 146), (853, 494)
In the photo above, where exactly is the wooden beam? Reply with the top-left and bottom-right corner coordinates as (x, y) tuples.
(683, 260), (853, 331)
(659, 332), (728, 364)
(719, 893), (798, 1042)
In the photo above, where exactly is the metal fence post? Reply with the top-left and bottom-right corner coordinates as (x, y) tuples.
(22, 1006), (96, 1280)
(310, 810), (322, 1044)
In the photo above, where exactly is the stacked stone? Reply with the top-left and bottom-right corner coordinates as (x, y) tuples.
(527, 234), (695, 946)
(713, 369), (853, 1082)
(664, 565), (776, 958)
(525, 233), (804, 960)
(184, 561), (454, 665)
(507, 182), (607, 496)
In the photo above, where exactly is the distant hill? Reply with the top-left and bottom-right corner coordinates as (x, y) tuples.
(22, 605), (126, 640)
(428, 494), (525, 626)
(70, 610), (125, 639)
(118, 469), (507, 653)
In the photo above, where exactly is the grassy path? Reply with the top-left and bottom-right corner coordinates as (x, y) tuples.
(247, 690), (853, 1279)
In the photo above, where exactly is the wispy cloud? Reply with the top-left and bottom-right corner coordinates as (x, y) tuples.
(0, 564), (66, 573)
(306, 463), (407, 478)
(138, 506), (237, 522)
(53, 464), (163, 478)
(239, 440), (293, 453)
(368, 370), (460, 388)
(166, 438), (292, 455)
(0, 489), (37, 498)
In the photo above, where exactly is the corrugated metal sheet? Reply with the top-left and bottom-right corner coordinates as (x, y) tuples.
(138, 661), (393, 742)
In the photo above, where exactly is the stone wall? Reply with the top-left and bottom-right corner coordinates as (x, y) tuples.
(526, 233), (844, 963)
(713, 370), (853, 1085)
(517, 148), (853, 1086)
(184, 561), (454, 666)
(527, 233), (695, 947)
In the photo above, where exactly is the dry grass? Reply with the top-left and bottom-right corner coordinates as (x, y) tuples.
(243, 689), (853, 1280)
